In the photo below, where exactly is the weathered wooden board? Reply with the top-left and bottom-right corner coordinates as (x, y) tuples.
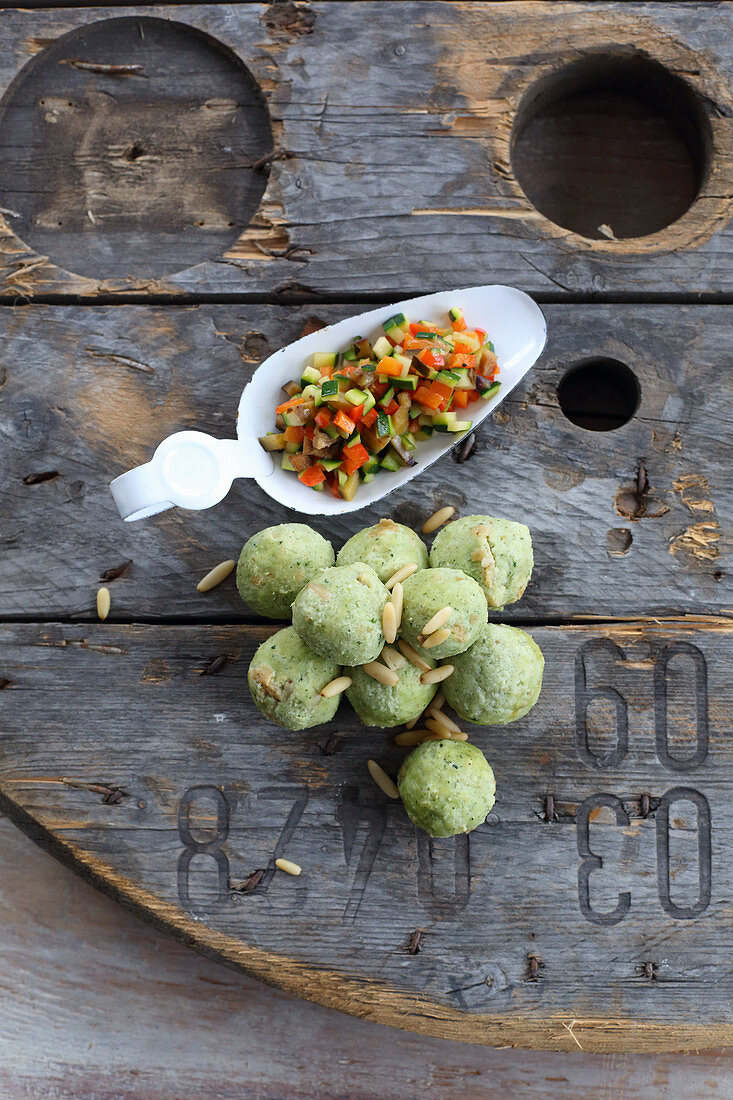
(4, 822), (733, 1099)
(0, 302), (729, 621)
(0, 619), (730, 1051)
(0, 3), (732, 298)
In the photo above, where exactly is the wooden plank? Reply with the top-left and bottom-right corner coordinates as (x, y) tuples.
(0, 618), (731, 1052)
(0, 3), (732, 298)
(0, 302), (729, 620)
(3, 821), (733, 1099)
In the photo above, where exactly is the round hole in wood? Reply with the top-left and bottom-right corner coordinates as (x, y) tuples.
(558, 358), (640, 431)
(0, 17), (273, 279)
(511, 52), (711, 240)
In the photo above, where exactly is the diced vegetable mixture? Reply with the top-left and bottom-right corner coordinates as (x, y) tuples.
(259, 307), (499, 501)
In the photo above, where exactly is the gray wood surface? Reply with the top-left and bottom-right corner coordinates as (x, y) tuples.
(0, 3), (732, 299)
(1, 618), (731, 1051)
(1, 302), (730, 622)
(3, 820), (733, 1099)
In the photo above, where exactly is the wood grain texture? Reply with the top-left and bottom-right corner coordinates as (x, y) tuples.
(4, 821), (733, 1099)
(0, 3), (732, 298)
(0, 302), (729, 621)
(1, 618), (731, 1051)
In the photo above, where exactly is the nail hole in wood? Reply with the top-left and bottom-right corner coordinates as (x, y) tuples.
(511, 52), (711, 239)
(558, 358), (640, 431)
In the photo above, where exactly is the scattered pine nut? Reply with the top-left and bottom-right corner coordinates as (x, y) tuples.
(394, 729), (444, 747)
(197, 559), (236, 593)
(397, 638), (431, 672)
(367, 759), (399, 799)
(432, 689), (446, 711)
(422, 627), (451, 650)
(451, 731), (469, 742)
(275, 857), (302, 876)
(320, 675), (352, 698)
(422, 605), (453, 635)
(422, 506), (455, 534)
(426, 716), (467, 741)
(420, 664), (455, 686)
(385, 562), (418, 590)
(381, 645), (406, 672)
(96, 586), (111, 621)
(363, 661), (400, 688)
(382, 600), (398, 644)
(427, 706), (461, 735)
(390, 582), (404, 628)
(404, 715), (419, 730)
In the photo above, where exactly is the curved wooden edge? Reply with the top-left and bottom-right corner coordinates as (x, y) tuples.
(1, 791), (730, 1054)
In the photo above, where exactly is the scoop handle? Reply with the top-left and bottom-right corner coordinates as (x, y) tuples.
(110, 430), (273, 521)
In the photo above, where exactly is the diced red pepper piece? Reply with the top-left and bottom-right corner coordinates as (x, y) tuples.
(384, 399), (399, 416)
(327, 474), (342, 500)
(418, 348), (445, 370)
(474, 328), (486, 343)
(333, 410), (356, 436)
(303, 425), (315, 441)
(298, 465), (326, 487)
(283, 425), (305, 443)
(361, 407), (379, 428)
(350, 404), (365, 423)
(371, 381), (389, 399)
(413, 385), (443, 410)
(314, 408), (333, 430)
(466, 388), (480, 403)
(340, 364), (361, 378)
(342, 442), (370, 469)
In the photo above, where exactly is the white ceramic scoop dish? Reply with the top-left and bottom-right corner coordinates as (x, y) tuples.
(110, 284), (546, 521)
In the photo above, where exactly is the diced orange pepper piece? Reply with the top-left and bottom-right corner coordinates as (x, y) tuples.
(430, 380), (453, 402)
(377, 356), (405, 378)
(275, 395), (306, 414)
(452, 390), (469, 409)
(298, 465), (326, 487)
(448, 352), (475, 371)
(333, 409), (356, 435)
(284, 425), (305, 443)
(361, 407), (379, 428)
(343, 442), (370, 469)
(314, 408), (333, 430)
(414, 386), (443, 410)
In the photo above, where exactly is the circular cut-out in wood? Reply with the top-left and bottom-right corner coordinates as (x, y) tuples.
(558, 357), (641, 432)
(511, 52), (710, 240)
(0, 17), (273, 279)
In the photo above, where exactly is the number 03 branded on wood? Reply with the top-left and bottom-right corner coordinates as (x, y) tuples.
(0, 619), (729, 1052)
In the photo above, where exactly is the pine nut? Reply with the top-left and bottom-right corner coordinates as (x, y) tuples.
(390, 582), (404, 628)
(426, 716), (461, 739)
(275, 858), (302, 876)
(422, 627), (451, 650)
(420, 664), (454, 685)
(385, 562), (418, 590)
(397, 638), (431, 672)
(422, 506), (455, 534)
(197, 559), (235, 592)
(367, 759), (399, 799)
(450, 731), (469, 741)
(422, 606), (452, 635)
(432, 689), (446, 711)
(394, 729), (443, 747)
(382, 601), (398, 644)
(96, 586), (110, 621)
(381, 646), (406, 672)
(427, 706), (461, 735)
(320, 675), (352, 698)
(363, 661), (400, 687)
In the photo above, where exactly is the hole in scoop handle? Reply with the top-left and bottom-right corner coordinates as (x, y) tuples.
(109, 430), (274, 521)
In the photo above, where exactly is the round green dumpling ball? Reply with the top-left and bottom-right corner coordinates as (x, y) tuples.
(429, 515), (533, 609)
(400, 567), (487, 661)
(346, 657), (436, 728)
(398, 740), (496, 837)
(247, 626), (341, 730)
(237, 523), (334, 619)
(443, 623), (544, 725)
(337, 518), (428, 583)
(292, 562), (389, 665)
